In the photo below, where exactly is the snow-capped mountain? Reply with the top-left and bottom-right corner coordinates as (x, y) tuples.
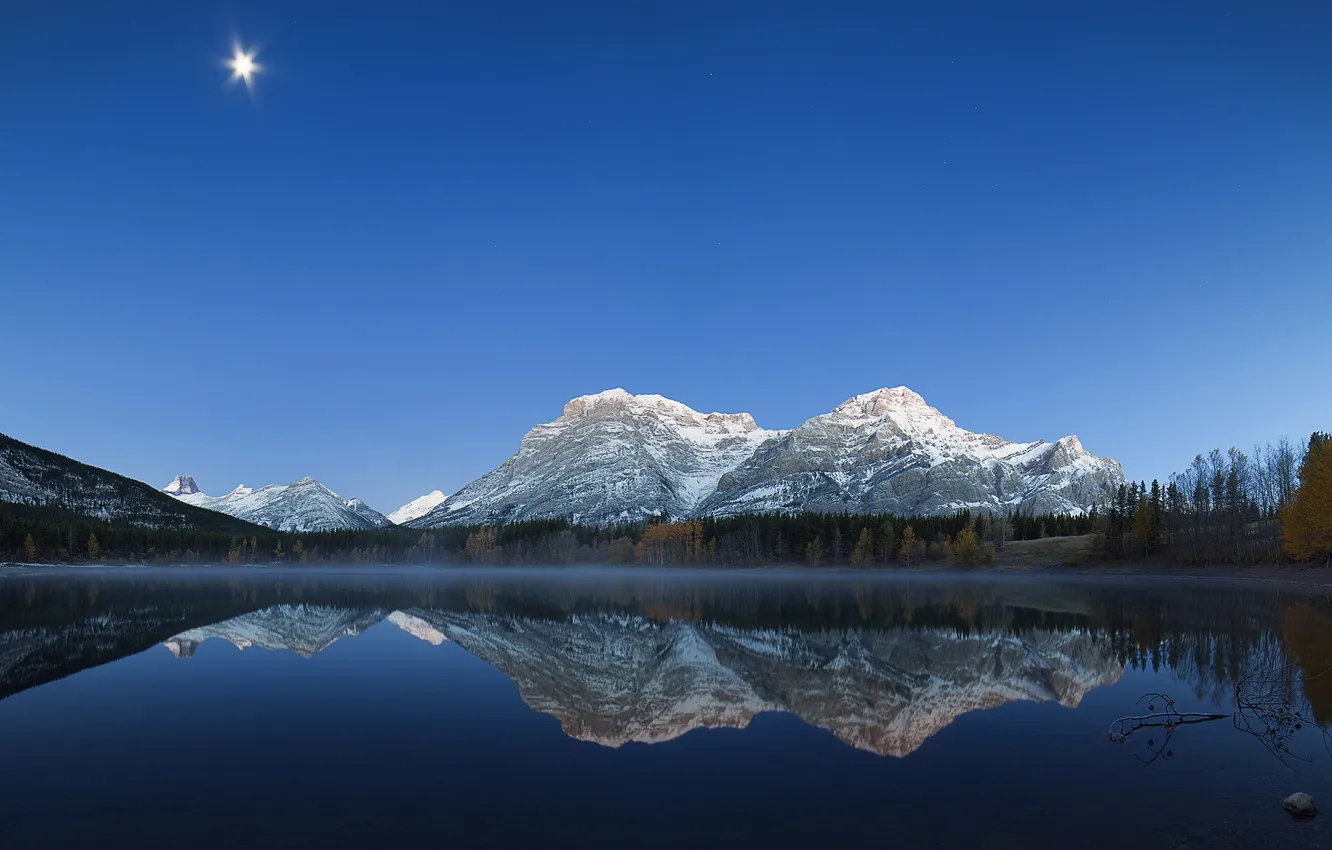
(163, 476), (392, 532)
(700, 387), (1125, 517)
(0, 432), (260, 531)
(387, 490), (448, 525)
(410, 389), (782, 527)
(410, 386), (1122, 527)
(162, 475), (201, 496)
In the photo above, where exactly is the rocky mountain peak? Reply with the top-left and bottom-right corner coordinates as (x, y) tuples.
(410, 385), (1124, 527)
(829, 386), (956, 434)
(164, 475), (390, 532)
(162, 475), (201, 496)
(558, 389), (763, 437)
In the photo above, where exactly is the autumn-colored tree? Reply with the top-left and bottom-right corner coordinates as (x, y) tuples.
(293, 538), (306, 563)
(84, 532), (100, 561)
(22, 534), (36, 562)
(898, 525), (923, 566)
(850, 527), (875, 567)
(1282, 432), (1332, 564)
(465, 526), (497, 562)
(948, 528), (991, 566)
(272, 540), (284, 562)
(1283, 602), (1332, 724)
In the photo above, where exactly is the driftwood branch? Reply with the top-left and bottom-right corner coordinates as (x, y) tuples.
(1110, 663), (1332, 771)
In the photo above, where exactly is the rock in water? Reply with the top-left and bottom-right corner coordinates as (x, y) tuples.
(1282, 792), (1317, 820)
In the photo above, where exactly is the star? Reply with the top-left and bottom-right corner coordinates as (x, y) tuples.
(226, 44), (262, 92)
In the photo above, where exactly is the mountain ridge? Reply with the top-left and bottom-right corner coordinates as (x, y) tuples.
(163, 476), (392, 533)
(0, 431), (265, 533)
(411, 386), (1123, 528)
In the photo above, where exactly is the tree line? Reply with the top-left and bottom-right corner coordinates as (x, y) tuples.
(3, 430), (1326, 568)
(1100, 432), (1331, 566)
(0, 500), (1091, 568)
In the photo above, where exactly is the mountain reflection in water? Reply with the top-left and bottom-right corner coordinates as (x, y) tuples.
(4, 569), (1332, 850)
(155, 603), (1119, 756)
(4, 570), (1331, 755)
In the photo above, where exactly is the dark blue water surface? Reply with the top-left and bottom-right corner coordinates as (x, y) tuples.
(2, 567), (1330, 849)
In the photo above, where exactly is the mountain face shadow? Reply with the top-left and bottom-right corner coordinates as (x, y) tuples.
(2, 571), (1328, 757)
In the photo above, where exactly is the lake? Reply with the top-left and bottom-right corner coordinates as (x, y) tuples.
(1, 567), (1330, 849)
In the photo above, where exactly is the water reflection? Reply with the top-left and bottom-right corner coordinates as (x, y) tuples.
(3, 570), (1330, 757)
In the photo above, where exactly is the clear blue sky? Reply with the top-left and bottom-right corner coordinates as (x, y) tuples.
(3, 1), (1329, 513)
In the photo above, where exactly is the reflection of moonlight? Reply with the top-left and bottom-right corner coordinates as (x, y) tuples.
(226, 45), (261, 91)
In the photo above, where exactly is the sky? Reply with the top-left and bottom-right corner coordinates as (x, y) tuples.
(2, 1), (1330, 514)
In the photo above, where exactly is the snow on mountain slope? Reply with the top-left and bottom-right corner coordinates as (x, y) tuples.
(411, 386), (1122, 527)
(699, 387), (1124, 516)
(0, 432), (259, 531)
(410, 389), (782, 527)
(344, 498), (394, 529)
(162, 475), (201, 495)
(387, 490), (448, 525)
(162, 476), (391, 532)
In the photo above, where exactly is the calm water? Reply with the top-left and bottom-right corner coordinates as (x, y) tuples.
(2, 568), (1330, 849)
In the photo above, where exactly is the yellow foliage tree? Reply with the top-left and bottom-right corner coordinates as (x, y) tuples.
(898, 525), (923, 566)
(1282, 432), (1332, 564)
(23, 534), (36, 562)
(86, 532), (100, 561)
(948, 527), (992, 566)
(465, 526), (497, 562)
(850, 527), (875, 567)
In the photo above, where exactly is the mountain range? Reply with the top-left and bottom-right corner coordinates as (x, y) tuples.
(3, 385), (1123, 534)
(408, 386), (1123, 527)
(162, 475), (392, 533)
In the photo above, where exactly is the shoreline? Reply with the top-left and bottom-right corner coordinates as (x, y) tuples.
(4, 559), (1332, 588)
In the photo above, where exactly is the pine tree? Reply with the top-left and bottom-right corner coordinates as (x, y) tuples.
(1283, 433), (1332, 564)
(804, 537), (822, 567)
(878, 520), (897, 562)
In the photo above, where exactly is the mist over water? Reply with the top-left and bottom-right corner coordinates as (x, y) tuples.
(2, 568), (1330, 849)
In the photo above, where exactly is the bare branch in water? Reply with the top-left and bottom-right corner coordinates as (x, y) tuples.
(1110, 664), (1332, 770)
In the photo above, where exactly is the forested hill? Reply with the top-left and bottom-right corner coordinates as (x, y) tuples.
(0, 431), (264, 534)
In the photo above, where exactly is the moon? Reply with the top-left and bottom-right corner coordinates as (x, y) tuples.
(226, 45), (261, 91)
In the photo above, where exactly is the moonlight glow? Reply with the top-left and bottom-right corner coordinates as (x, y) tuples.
(226, 45), (261, 91)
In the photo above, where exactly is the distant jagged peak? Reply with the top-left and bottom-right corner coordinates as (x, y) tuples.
(162, 475), (201, 495)
(223, 484), (253, 499)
